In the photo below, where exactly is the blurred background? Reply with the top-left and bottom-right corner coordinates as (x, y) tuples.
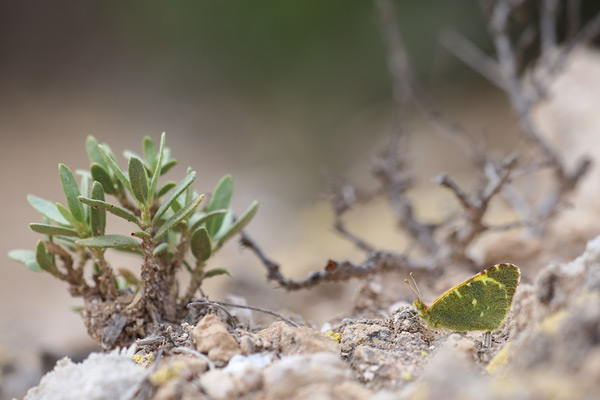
(2, 1), (599, 398)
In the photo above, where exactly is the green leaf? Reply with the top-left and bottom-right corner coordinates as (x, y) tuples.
(142, 136), (158, 170)
(35, 240), (54, 271)
(56, 203), (83, 230)
(128, 156), (149, 205)
(27, 195), (70, 226)
(153, 242), (169, 256)
(76, 234), (140, 249)
(160, 159), (178, 176)
(77, 170), (91, 198)
(86, 136), (109, 171)
(90, 164), (116, 195)
(78, 197), (140, 225)
(98, 145), (133, 195)
(132, 230), (151, 239)
(204, 268), (232, 279)
(55, 237), (78, 251)
(8, 249), (42, 272)
(171, 198), (183, 213)
(157, 182), (176, 198)
(185, 167), (194, 206)
(190, 209), (228, 233)
(148, 133), (165, 206)
(190, 227), (211, 262)
(216, 200), (258, 247)
(90, 182), (106, 236)
(153, 171), (196, 224)
(59, 164), (84, 223)
(117, 267), (140, 287)
(154, 194), (205, 240)
(29, 223), (80, 237)
(206, 175), (233, 237)
(77, 170), (91, 224)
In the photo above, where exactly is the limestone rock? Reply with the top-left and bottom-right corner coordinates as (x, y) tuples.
(256, 321), (339, 356)
(24, 347), (146, 400)
(193, 315), (240, 363)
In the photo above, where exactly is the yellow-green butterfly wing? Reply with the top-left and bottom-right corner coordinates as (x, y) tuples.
(417, 263), (520, 332)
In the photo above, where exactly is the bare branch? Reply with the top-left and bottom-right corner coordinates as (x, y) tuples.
(241, 229), (432, 290)
(540, 0), (560, 61)
(435, 174), (476, 211)
(188, 300), (300, 328)
(439, 29), (504, 89)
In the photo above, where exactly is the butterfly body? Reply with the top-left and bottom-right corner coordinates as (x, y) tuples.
(412, 263), (520, 332)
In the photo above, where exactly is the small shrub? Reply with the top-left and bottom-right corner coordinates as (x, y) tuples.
(9, 133), (258, 348)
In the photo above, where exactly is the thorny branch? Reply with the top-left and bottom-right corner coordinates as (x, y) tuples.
(243, 0), (593, 290)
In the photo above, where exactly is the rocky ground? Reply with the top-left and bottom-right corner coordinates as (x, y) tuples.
(18, 231), (600, 400)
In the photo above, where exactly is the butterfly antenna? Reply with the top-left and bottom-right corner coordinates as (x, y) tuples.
(404, 272), (422, 301)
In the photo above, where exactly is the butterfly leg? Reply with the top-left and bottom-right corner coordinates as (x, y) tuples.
(482, 331), (492, 348)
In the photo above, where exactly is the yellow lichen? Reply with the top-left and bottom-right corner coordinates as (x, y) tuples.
(486, 342), (511, 375)
(326, 330), (341, 343)
(539, 310), (569, 335)
(133, 352), (154, 366)
(149, 361), (184, 386)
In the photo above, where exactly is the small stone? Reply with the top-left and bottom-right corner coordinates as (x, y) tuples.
(199, 369), (239, 400)
(193, 315), (240, 363)
(340, 323), (393, 354)
(256, 322), (339, 356)
(446, 333), (475, 353)
(262, 352), (349, 399)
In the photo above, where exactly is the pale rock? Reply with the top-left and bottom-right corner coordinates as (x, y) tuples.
(446, 333), (475, 353)
(262, 352), (350, 399)
(294, 381), (372, 400)
(24, 347), (146, 400)
(199, 369), (240, 400)
(257, 321), (339, 355)
(340, 323), (393, 355)
(193, 314), (240, 363)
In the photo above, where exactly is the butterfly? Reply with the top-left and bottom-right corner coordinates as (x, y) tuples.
(405, 263), (520, 344)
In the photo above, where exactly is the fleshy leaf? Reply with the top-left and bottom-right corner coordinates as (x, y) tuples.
(132, 230), (151, 239)
(55, 203), (83, 231)
(29, 223), (80, 237)
(154, 194), (205, 240)
(8, 249), (42, 272)
(78, 197), (140, 225)
(153, 242), (169, 256)
(189, 209), (228, 233)
(206, 175), (233, 237)
(98, 145), (133, 195)
(27, 195), (70, 226)
(90, 164), (116, 195)
(59, 164), (84, 223)
(35, 240), (54, 271)
(204, 268), (232, 279)
(90, 182), (106, 236)
(190, 227), (211, 262)
(117, 267), (141, 287)
(148, 133), (165, 206)
(152, 171), (196, 224)
(76, 234), (140, 249)
(215, 200), (258, 247)
(142, 136), (157, 170)
(157, 182), (176, 198)
(160, 159), (178, 176)
(86, 136), (109, 171)
(128, 156), (149, 205)
(76, 170), (91, 224)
